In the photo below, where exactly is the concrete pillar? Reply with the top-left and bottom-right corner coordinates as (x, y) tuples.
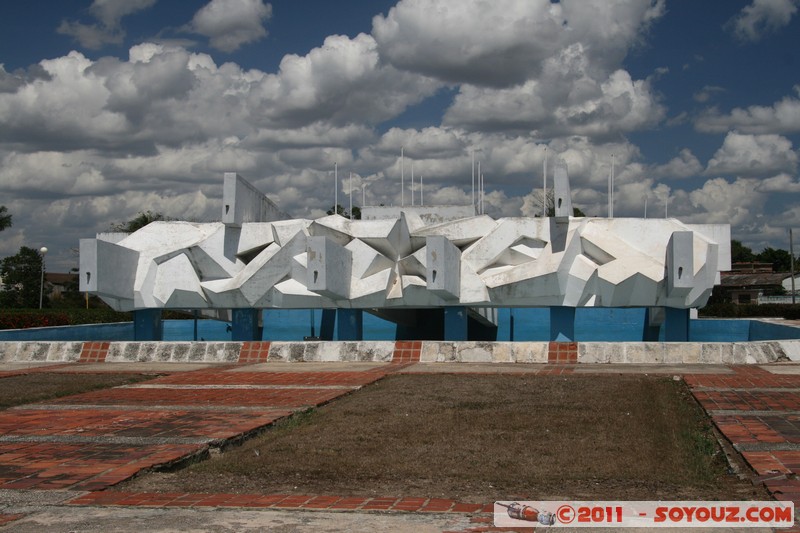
(444, 307), (468, 341)
(134, 309), (163, 341)
(549, 306), (576, 342)
(231, 308), (261, 341)
(320, 309), (336, 340)
(664, 307), (690, 342)
(337, 309), (363, 341)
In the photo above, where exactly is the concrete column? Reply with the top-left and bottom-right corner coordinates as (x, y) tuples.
(231, 308), (261, 341)
(134, 309), (163, 341)
(664, 307), (690, 342)
(444, 306), (468, 341)
(320, 309), (336, 340)
(549, 306), (576, 342)
(337, 309), (363, 341)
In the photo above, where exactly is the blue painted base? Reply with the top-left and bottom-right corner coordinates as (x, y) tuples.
(642, 308), (661, 341)
(337, 309), (363, 340)
(320, 309), (336, 340)
(134, 309), (163, 341)
(550, 307), (575, 341)
(665, 307), (690, 342)
(444, 307), (468, 341)
(231, 308), (261, 341)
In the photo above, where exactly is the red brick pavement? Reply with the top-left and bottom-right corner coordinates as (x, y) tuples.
(685, 364), (800, 526)
(44, 386), (355, 407)
(547, 342), (577, 364)
(0, 442), (197, 491)
(0, 513), (26, 527)
(0, 408), (291, 439)
(78, 342), (110, 363)
(149, 370), (381, 387)
(237, 341), (271, 364)
(5, 361), (800, 532)
(392, 341), (422, 363)
(0, 364), (390, 494)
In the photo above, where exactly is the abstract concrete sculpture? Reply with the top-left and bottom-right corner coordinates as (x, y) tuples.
(80, 213), (729, 311)
(80, 171), (730, 341)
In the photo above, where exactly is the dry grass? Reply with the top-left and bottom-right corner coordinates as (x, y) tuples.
(0, 373), (156, 409)
(121, 374), (768, 502)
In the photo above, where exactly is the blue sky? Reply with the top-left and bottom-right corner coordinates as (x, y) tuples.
(1, 0), (799, 270)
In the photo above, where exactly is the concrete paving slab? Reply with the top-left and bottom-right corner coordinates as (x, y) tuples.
(230, 361), (390, 372)
(0, 506), (475, 533)
(759, 364), (800, 375)
(0, 362), (68, 371)
(399, 362), (545, 373)
(572, 364), (734, 374)
(50, 362), (227, 373)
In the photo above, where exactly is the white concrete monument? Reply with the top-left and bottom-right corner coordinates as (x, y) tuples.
(80, 173), (730, 316)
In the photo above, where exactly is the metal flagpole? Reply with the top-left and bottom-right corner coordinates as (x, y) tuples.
(411, 161), (415, 206)
(791, 228), (796, 304)
(401, 147), (404, 207)
(543, 147), (547, 217)
(471, 150), (475, 207)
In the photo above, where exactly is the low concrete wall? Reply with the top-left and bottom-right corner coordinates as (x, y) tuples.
(0, 340), (791, 365)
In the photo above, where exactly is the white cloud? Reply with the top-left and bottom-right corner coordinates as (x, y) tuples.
(728, 0), (799, 42)
(652, 149), (703, 179)
(253, 34), (441, 128)
(372, 0), (664, 87)
(695, 86), (800, 134)
(755, 173), (800, 192)
(688, 177), (766, 226)
(705, 132), (798, 177)
(57, 0), (157, 50)
(187, 0), (272, 52)
(443, 54), (665, 138)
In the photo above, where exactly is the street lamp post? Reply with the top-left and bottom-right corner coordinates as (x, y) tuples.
(39, 247), (47, 309)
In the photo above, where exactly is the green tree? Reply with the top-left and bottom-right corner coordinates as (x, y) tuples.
(0, 205), (11, 232)
(327, 204), (361, 219)
(731, 240), (755, 263)
(111, 211), (169, 232)
(757, 247), (793, 272)
(0, 246), (47, 308)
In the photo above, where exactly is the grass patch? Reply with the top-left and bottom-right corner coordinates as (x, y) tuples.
(120, 374), (767, 502)
(0, 373), (157, 409)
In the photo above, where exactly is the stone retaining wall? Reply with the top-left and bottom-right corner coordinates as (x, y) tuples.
(0, 340), (795, 364)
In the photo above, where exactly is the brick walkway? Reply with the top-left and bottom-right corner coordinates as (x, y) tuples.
(0, 363), (396, 496)
(687, 365), (800, 529)
(4, 361), (800, 532)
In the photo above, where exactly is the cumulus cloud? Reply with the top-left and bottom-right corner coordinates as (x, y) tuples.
(57, 0), (157, 49)
(252, 34), (441, 128)
(728, 0), (799, 42)
(0, 39), (438, 155)
(443, 52), (665, 138)
(187, 0), (272, 52)
(695, 86), (800, 134)
(688, 177), (766, 226)
(755, 173), (800, 192)
(0, 64), (51, 94)
(652, 149), (703, 179)
(372, 0), (664, 87)
(705, 132), (798, 177)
